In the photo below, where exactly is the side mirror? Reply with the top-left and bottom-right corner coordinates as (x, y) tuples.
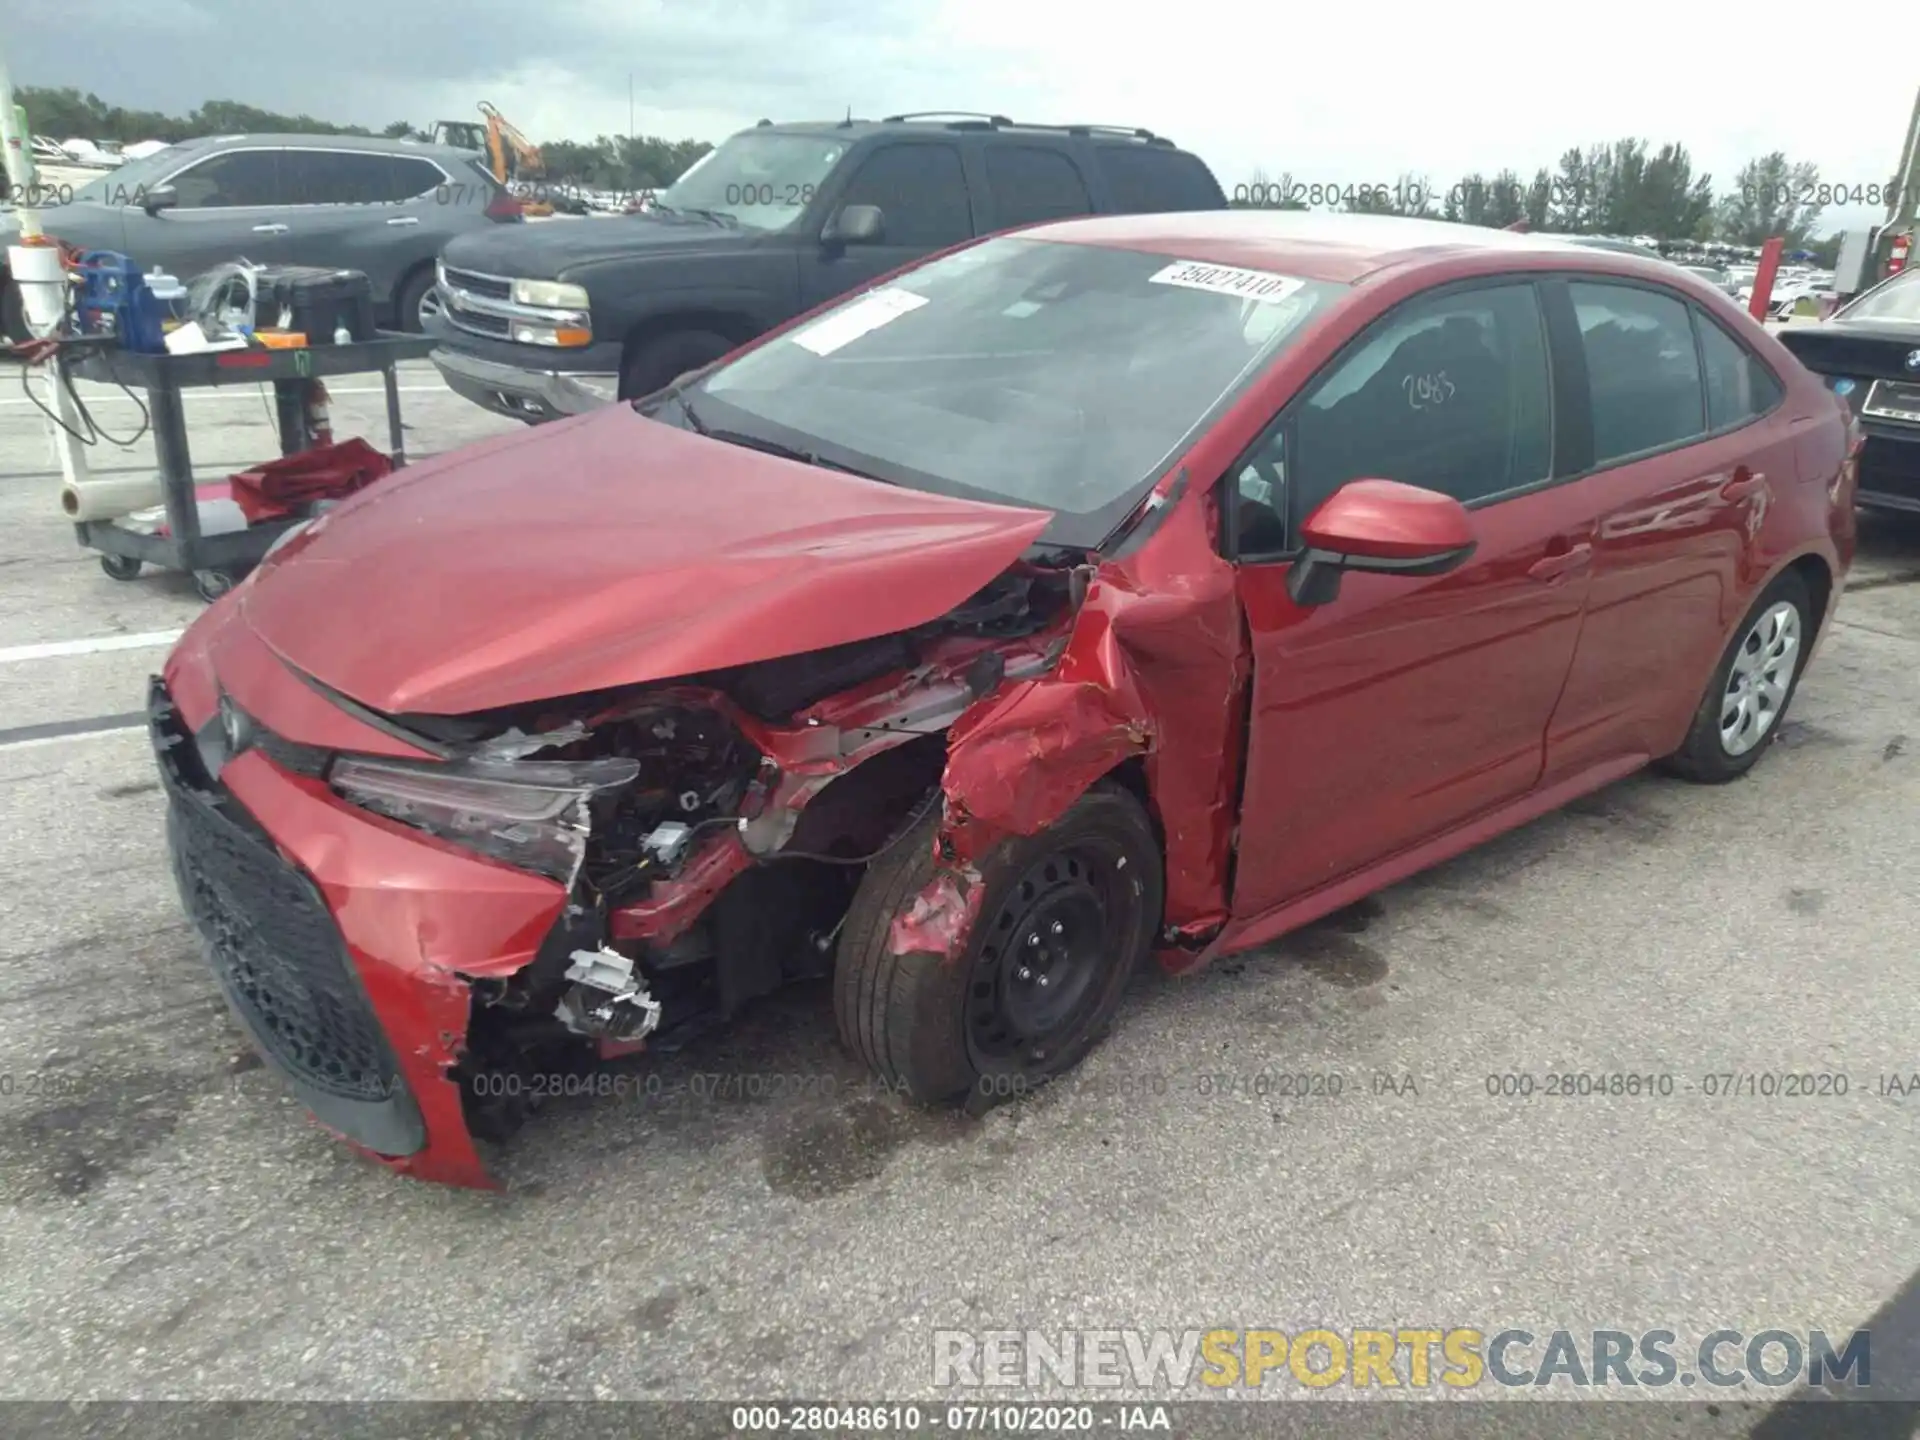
(1286, 478), (1476, 607)
(140, 186), (178, 215)
(821, 203), (884, 247)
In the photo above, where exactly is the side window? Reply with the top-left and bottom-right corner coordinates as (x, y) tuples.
(1695, 311), (1783, 430)
(1292, 283), (1552, 517)
(1097, 147), (1224, 213)
(1569, 282), (1706, 465)
(167, 150), (285, 208)
(282, 151), (397, 205)
(835, 144), (973, 248)
(984, 146), (1093, 227)
(386, 156), (446, 202)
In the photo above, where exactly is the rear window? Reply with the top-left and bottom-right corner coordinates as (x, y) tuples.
(1096, 146), (1224, 212)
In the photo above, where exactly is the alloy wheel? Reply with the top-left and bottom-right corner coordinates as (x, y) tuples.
(1720, 600), (1800, 757)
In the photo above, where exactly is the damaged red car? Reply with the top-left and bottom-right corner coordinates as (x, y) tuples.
(153, 211), (1855, 1187)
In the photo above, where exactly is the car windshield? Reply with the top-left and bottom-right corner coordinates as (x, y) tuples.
(1840, 269), (1920, 322)
(687, 236), (1338, 547)
(653, 132), (849, 230)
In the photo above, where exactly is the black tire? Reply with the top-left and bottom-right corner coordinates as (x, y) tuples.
(619, 328), (735, 401)
(1658, 568), (1814, 784)
(394, 265), (437, 334)
(833, 781), (1163, 1105)
(99, 553), (142, 581)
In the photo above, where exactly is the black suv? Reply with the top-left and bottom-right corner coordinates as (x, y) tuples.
(426, 113), (1227, 421)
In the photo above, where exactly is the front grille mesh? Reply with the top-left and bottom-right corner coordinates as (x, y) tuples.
(156, 697), (401, 1103)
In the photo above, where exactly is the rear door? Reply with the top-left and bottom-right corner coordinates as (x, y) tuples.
(1230, 279), (1594, 916)
(1539, 279), (1784, 778)
(274, 148), (449, 306)
(122, 147), (292, 277)
(799, 141), (977, 308)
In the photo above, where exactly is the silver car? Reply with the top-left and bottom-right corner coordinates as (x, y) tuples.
(3, 132), (522, 339)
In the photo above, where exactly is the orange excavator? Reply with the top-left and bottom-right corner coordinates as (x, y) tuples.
(432, 103), (559, 216)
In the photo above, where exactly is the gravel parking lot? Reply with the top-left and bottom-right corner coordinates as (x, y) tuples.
(1, 360), (1918, 1436)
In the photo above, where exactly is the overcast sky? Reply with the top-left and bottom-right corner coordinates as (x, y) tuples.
(5, 0), (1914, 233)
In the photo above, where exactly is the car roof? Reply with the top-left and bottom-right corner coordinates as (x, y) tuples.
(183, 132), (481, 161)
(1013, 209), (1689, 285)
(756, 117), (1201, 155)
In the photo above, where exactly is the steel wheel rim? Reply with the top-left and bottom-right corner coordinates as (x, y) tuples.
(964, 838), (1143, 1077)
(1721, 600), (1800, 756)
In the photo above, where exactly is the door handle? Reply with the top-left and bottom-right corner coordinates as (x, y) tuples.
(1720, 467), (1762, 502)
(1527, 542), (1592, 581)
(250, 223), (288, 234)
(386, 216), (420, 226)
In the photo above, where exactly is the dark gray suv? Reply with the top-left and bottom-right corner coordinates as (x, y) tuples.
(2, 133), (522, 339)
(427, 113), (1227, 422)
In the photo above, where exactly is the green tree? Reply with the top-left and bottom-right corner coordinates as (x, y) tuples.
(1716, 153), (1823, 246)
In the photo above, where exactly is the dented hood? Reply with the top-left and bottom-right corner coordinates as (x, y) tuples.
(239, 405), (1052, 715)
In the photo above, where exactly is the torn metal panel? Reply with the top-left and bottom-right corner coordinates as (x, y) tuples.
(938, 495), (1248, 943)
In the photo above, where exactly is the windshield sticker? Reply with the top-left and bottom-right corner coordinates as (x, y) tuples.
(1149, 260), (1305, 304)
(790, 288), (929, 356)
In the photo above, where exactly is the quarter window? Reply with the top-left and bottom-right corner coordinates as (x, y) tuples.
(1569, 282), (1706, 464)
(1293, 283), (1553, 514)
(1695, 312), (1783, 430)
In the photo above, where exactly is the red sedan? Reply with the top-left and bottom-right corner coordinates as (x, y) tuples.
(152, 210), (1857, 1187)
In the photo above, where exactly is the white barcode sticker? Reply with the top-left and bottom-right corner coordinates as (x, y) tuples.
(790, 289), (929, 355)
(1149, 260), (1304, 304)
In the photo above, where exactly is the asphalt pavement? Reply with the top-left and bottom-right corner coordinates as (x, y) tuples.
(1, 359), (1918, 1438)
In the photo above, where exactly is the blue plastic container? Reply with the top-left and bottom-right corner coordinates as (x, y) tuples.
(74, 250), (168, 353)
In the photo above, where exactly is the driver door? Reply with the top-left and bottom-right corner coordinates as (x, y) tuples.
(1229, 279), (1595, 917)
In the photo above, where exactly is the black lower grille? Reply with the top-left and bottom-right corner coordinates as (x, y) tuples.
(151, 678), (425, 1154)
(1860, 434), (1920, 505)
(167, 792), (398, 1101)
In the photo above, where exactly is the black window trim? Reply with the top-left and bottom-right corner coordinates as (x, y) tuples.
(156, 144), (452, 209)
(1221, 273), (1561, 565)
(1553, 272), (1784, 480)
(280, 146), (453, 206)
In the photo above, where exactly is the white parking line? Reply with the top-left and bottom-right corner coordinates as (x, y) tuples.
(0, 721), (146, 752)
(0, 384), (450, 406)
(0, 630), (185, 664)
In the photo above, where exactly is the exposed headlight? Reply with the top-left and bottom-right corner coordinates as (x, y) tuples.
(330, 755), (638, 884)
(513, 279), (590, 310)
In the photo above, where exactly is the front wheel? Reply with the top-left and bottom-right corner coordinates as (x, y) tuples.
(619, 329), (735, 402)
(1659, 569), (1813, 783)
(833, 781), (1163, 1105)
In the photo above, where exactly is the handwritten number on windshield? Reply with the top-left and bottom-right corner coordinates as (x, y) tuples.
(1403, 371), (1456, 410)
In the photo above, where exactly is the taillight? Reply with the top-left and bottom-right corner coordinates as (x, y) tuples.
(486, 190), (525, 221)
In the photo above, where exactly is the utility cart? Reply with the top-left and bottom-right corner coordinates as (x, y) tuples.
(64, 333), (436, 601)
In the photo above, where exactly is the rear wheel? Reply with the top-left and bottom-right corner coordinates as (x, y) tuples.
(99, 553), (142, 581)
(834, 782), (1162, 1105)
(619, 328), (735, 402)
(1659, 569), (1812, 783)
